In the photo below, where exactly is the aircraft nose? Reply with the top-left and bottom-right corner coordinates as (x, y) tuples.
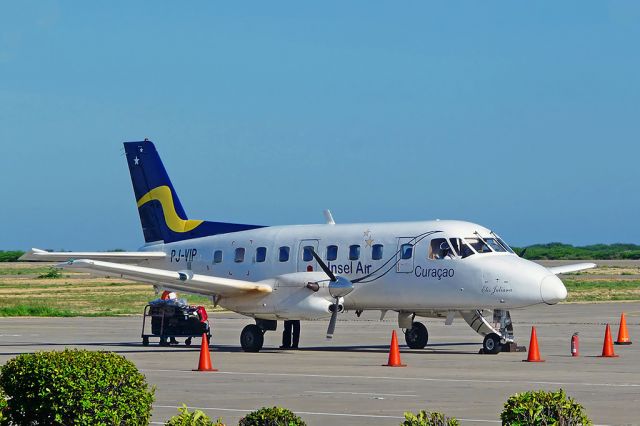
(540, 275), (567, 304)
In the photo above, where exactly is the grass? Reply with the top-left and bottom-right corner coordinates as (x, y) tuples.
(0, 262), (638, 316)
(0, 263), (219, 316)
(0, 305), (79, 317)
(564, 280), (640, 302)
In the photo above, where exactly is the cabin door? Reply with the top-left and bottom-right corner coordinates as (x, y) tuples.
(396, 237), (415, 273)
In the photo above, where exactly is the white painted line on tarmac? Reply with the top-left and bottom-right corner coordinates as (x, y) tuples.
(152, 404), (500, 423)
(141, 369), (640, 388)
(305, 390), (418, 397)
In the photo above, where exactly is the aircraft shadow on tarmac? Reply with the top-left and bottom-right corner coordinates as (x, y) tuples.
(0, 341), (481, 356)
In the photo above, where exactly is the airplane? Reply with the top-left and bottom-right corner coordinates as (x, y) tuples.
(21, 140), (596, 354)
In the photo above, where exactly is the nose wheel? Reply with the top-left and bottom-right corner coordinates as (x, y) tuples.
(482, 333), (502, 354)
(404, 322), (429, 349)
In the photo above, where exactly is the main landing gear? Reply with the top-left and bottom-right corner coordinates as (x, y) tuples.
(404, 322), (429, 349)
(240, 324), (264, 352)
(240, 319), (277, 352)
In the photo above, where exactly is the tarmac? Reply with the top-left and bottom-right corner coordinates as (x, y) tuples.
(0, 303), (638, 425)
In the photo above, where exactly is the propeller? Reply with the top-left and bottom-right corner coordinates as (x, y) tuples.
(309, 248), (354, 339)
(518, 247), (528, 258)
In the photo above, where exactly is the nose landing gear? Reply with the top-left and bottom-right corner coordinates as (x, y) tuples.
(482, 333), (502, 354)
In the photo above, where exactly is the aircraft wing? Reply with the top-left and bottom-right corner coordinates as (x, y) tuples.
(547, 263), (597, 275)
(57, 259), (273, 297)
(19, 248), (166, 263)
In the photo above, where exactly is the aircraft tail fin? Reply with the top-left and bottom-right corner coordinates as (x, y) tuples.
(124, 140), (263, 244)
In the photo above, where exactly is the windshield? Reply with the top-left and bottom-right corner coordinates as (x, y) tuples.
(483, 238), (507, 252)
(449, 238), (475, 258)
(465, 238), (492, 254)
(491, 232), (515, 253)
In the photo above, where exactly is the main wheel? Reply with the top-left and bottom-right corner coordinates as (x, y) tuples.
(483, 333), (502, 354)
(240, 324), (264, 352)
(405, 322), (428, 349)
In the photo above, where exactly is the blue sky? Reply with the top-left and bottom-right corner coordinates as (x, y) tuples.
(1, 1), (638, 250)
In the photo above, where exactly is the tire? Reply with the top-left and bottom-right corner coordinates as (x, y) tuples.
(240, 324), (264, 352)
(405, 322), (429, 349)
(185, 337), (192, 346)
(483, 333), (502, 354)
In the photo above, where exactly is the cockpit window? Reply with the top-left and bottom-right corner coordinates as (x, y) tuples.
(484, 238), (507, 252)
(492, 233), (515, 253)
(449, 238), (475, 258)
(465, 238), (492, 253)
(429, 238), (456, 259)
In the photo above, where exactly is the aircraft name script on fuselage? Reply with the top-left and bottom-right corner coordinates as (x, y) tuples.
(413, 265), (455, 280)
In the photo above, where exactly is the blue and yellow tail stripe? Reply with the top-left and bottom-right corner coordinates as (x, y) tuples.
(136, 186), (203, 233)
(124, 140), (264, 243)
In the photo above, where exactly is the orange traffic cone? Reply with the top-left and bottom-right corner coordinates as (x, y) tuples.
(523, 326), (544, 362)
(615, 313), (632, 345)
(599, 324), (619, 358)
(383, 330), (406, 367)
(194, 333), (218, 371)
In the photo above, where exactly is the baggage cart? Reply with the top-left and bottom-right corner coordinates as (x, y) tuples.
(141, 301), (211, 346)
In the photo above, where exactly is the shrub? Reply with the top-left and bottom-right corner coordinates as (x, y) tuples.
(0, 349), (155, 425)
(165, 404), (224, 426)
(501, 389), (592, 425)
(401, 410), (460, 426)
(0, 251), (24, 262)
(37, 267), (62, 279)
(0, 388), (7, 423)
(239, 406), (306, 426)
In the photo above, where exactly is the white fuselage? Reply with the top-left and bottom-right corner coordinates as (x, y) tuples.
(141, 220), (565, 321)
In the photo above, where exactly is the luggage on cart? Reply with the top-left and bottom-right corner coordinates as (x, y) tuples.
(141, 298), (211, 346)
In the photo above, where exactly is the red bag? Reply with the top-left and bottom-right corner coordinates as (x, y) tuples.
(196, 306), (208, 323)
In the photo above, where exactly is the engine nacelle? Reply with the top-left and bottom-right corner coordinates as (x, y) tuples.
(221, 271), (338, 320)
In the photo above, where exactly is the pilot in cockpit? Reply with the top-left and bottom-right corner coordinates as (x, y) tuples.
(431, 239), (458, 259)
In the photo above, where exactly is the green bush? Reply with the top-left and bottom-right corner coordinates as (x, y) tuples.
(165, 404), (225, 425)
(0, 251), (24, 262)
(0, 388), (7, 423)
(37, 267), (62, 279)
(501, 389), (592, 425)
(401, 410), (459, 426)
(239, 406), (306, 426)
(0, 349), (155, 425)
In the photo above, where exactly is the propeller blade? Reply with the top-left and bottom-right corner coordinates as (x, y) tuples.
(310, 248), (337, 281)
(326, 300), (339, 339)
(518, 247), (528, 258)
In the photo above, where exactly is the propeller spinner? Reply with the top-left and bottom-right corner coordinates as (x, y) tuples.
(309, 249), (354, 339)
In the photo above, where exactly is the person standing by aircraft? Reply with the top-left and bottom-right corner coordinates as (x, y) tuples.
(281, 320), (300, 349)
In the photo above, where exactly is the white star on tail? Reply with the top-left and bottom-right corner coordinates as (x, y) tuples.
(134, 156), (140, 165)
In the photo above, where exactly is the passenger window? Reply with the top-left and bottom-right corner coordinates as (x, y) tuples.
(234, 248), (245, 263)
(429, 238), (455, 260)
(213, 250), (223, 264)
(400, 243), (413, 260)
(302, 246), (314, 262)
(372, 244), (384, 260)
(326, 245), (338, 261)
(349, 245), (360, 260)
(279, 246), (290, 262)
(255, 247), (267, 263)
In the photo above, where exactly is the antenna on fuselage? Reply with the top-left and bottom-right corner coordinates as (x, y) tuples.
(323, 209), (336, 225)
